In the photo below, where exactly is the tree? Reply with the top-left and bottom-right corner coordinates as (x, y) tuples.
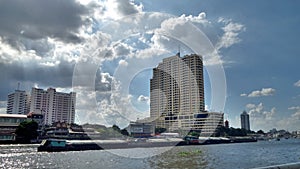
(15, 120), (38, 143)
(111, 124), (129, 137)
(155, 127), (166, 134)
(120, 129), (129, 136)
(112, 124), (121, 132)
(257, 130), (265, 134)
(215, 126), (247, 137)
(188, 131), (200, 137)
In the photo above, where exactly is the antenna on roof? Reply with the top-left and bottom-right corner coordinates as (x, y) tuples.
(177, 44), (181, 57)
(17, 82), (20, 90)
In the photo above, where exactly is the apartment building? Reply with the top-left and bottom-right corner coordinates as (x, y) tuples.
(150, 54), (223, 134)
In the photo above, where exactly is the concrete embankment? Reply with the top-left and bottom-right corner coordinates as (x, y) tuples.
(252, 162), (300, 169)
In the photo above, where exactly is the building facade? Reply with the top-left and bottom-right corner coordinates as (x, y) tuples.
(150, 54), (223, 134)
(6, 90), (30, 115)
(0, 114), (27, 141)
(150, 54), (205, 119)
(241, 110), (250, 131)
(30, 88), (76, 125)
(127, 121), (154, 138)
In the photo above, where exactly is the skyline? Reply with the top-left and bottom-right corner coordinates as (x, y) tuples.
(0, 0), (299, 132)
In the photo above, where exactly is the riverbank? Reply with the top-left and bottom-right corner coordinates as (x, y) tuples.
(37, 136), (257, 152)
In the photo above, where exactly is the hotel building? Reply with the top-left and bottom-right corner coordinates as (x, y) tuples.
(30, 87), (76, 125)
(150, 54), (223, 134)
(6, 90), (30, 115)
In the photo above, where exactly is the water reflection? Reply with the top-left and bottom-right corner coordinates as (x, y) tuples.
(0, 139), (300, 169)
(149, 146), (208, 169)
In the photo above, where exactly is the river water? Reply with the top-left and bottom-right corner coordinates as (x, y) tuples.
(1, 139), (300, 169)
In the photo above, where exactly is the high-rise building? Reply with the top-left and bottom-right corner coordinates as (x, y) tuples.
(150, 53), (223, 134)
(30, 87), (76, 125)
(241, 110), (250, 131)
(6, 90), (30, 115)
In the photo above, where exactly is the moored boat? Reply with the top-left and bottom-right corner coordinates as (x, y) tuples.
(37, 139), (68, 152)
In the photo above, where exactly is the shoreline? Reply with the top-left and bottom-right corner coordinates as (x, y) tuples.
(36, 137), (258, 152)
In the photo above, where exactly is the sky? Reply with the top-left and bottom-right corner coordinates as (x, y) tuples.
(0, 0), (299, 132)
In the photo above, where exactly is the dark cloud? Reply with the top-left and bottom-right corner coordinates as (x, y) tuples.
(0, 61), (74, 100)
(21, 38), (54, 56)
(113, 0), (140, 16)
(0, 0), (90, 48)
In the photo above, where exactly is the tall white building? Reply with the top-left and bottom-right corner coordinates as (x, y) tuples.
(30, 87), (76, 125)
(6, 90), (30, 115)
(241, 110), (250, 131)
(150, 54), (223, 133)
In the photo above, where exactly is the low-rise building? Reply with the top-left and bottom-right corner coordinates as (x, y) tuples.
(127, 122), (154, 138)
(0, 114), (27, 142)
(154, 111), (224, 136)
(27, 111), (44, 128)
(292, 131), (300, 138)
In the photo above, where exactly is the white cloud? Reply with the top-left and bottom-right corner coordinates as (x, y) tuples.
(288, 106), (300, 110)
(205, 105), (210, 111)
(39, 61), (60, 67)
(291, 111), (300, 119)
(0, 101), (7, 114)
(294, 80), (300, 87)
(75, 70), (149, 127)
(246, 102), (276, 131)
(288, 106), (300, 120)
(0, 0), (247, 128)
(137, 95), (150, 104)
(114, 43), (132, 56)
(118, 59), (128, 66)
(246, 103), (256, 109)
(242, 88), (276, 97)
(216, 18), (246, 50)
(249, 88), (275, 97)
(244, 103), (300, 131)
(100, 73), (112, 84)
(180, 12), (209, 24)
(276, 107), (300, 130)
(151, 13), (245, 66)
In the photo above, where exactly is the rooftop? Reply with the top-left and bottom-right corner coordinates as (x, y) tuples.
(0, 114), (27, 118)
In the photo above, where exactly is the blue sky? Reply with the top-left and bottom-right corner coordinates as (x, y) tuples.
(0, 0), (299, 131)
(132, 0), (300, 131)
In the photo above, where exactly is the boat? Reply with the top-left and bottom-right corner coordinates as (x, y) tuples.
(37, 139), (104, 152)
(38, 138), (184, 152)
(37, 139), (68, 152)
(199, 137), (231, 144)
(37, 136), (258, 152)
(183, 135), (200, 144)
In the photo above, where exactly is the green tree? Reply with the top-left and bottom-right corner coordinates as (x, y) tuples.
(112, 124), (121, 132)
(155, 127), (166, 134)
(257, 130), (265, 134)
(15, 120), (38, 143)
(215, 126), (248, 137)
(188, 131), (200, 137)
(120, 129), (129, 136)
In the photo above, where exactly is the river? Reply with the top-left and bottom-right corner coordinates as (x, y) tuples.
(1, 138), (300, 169)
